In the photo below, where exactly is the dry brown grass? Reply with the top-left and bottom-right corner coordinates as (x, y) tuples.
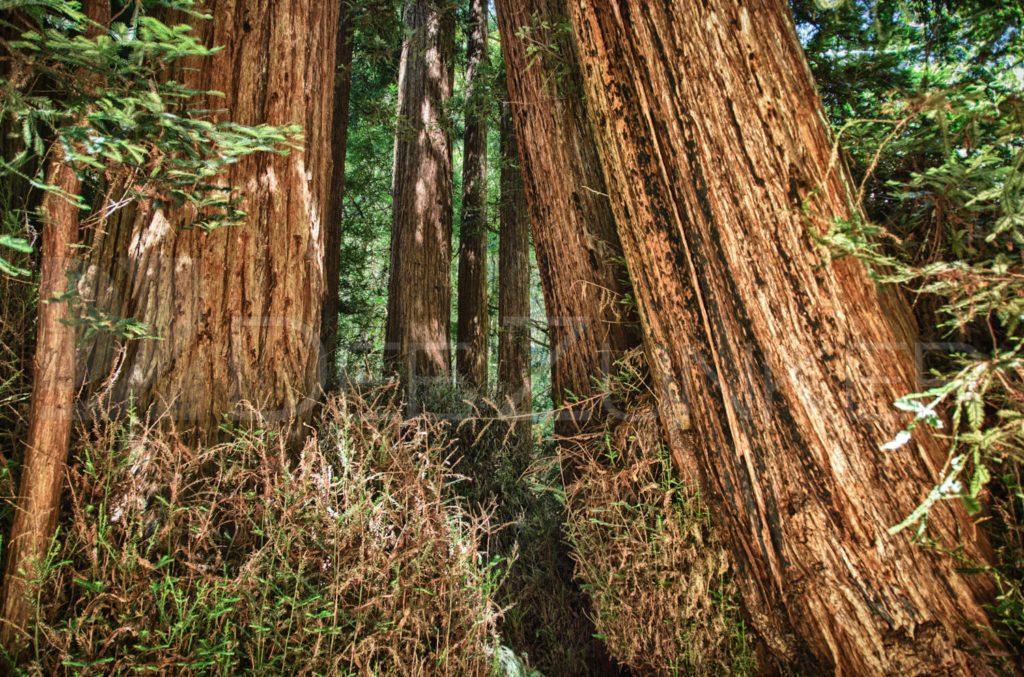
(10, 388), (506, 675)
(560, 350), (755, 676)
(0, 274), (32, 510)
(427, 389), (614, 676)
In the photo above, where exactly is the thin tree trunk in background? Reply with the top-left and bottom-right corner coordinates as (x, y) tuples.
(0, 147), (81, 656)
(455, 0), (490, 392)
(569, 0), (1002, 673)
(322, 0), (355, 392)
(497, 101), (531, 449)
(78, 0), (338, 437)
(385, 1), (455, 391)
(495, 0), (638, 435)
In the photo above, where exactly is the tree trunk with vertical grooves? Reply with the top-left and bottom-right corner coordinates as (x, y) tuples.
(78, 0), (338, 437)
(1, 2), (109, 654)
(495, 0), (638, 434)
(497, 101), (532, 447)
(322, 0), (355, 393)
(0, 147), (81, 655)
(568, 0), (1002, 673)
(384, 1), (455, 389)
(455, 0), (490, 392)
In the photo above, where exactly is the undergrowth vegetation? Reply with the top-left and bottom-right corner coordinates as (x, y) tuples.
(420, 386), (612, 675)
(560, 350), (753, 676)
(10, 391), (507, 676)
(0, 275), (30, 540)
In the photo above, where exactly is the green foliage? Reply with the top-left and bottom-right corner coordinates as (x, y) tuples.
(0, 0), (299, 332)
(803, 0), (1024, 651)
(334, 3), (404, 379)
(810, 5), (1023, 523)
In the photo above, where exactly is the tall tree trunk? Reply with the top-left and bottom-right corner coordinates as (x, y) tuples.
(455, 0), (490, 392)
(497, 101), (532, 448)
(78, 0), (339, 437)
(0, 147), (81, 655)
(496, 101), (531, 411)
(495, 0), (637, 434)
(385, 1), (455, 392)
(569, 0), (1001, 673)
(322, 0), (355, 393)
(0, 1), (109, 654)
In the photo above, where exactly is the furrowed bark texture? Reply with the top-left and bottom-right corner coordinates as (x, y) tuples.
(385, 1), (455, 382)
(495, 0), (639, 432)
(79, 0), (338, 435)
(1, 2), (108, 653)
(322, 0), (355, 392)
(0, 148), (81, 654)
(497, 102), (532, 416)
(455, 0), (490, 391)
(569, 0), (1000, 673)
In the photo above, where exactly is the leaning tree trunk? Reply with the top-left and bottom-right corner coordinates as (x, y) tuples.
(384, 1), (455, 391)
(322, 0), (355, 392)
(0, 147), (81, 655)
(495, 0), (638, 434)
(496, 4), (658, 672)
(455, 0), (490, 392)
(569, 0), (1001, 673)
(78, 0), (338, 436)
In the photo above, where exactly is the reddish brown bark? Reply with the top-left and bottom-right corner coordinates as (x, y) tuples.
(78, 0), (339, 436)
(569, 0), (1001, 673)
(455, 0), (490, 392)
(495, 0), (638, 433)
(0, 2), (110, 653)
(497, 102), (533, 456)
(384, 1), (455, 388)
(0, 147), (81, 654)
(322, 0), (355, 392)
(497, 6), (700, 672)
(82, 0), (109, 28)
(496, 102), (532, 416)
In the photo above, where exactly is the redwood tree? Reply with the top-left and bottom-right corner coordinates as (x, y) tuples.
(496, 102), (531, 417)
(384, 1), (455, 387)
(0, 0), (110, 653)
(322, 0), (356, 392)
(455, 0), (490, 391)
(569, 0), (1001, 672)
(495, 0), (637, 433)
(495, 5), (648, 670)
(0, 147), (82, 653)
(77, 0), (338, 435)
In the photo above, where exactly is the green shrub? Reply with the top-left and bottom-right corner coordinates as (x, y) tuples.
(10, 392), (506, 675)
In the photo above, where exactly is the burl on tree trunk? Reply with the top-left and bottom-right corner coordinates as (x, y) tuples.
(569, 0), (1003, 673)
